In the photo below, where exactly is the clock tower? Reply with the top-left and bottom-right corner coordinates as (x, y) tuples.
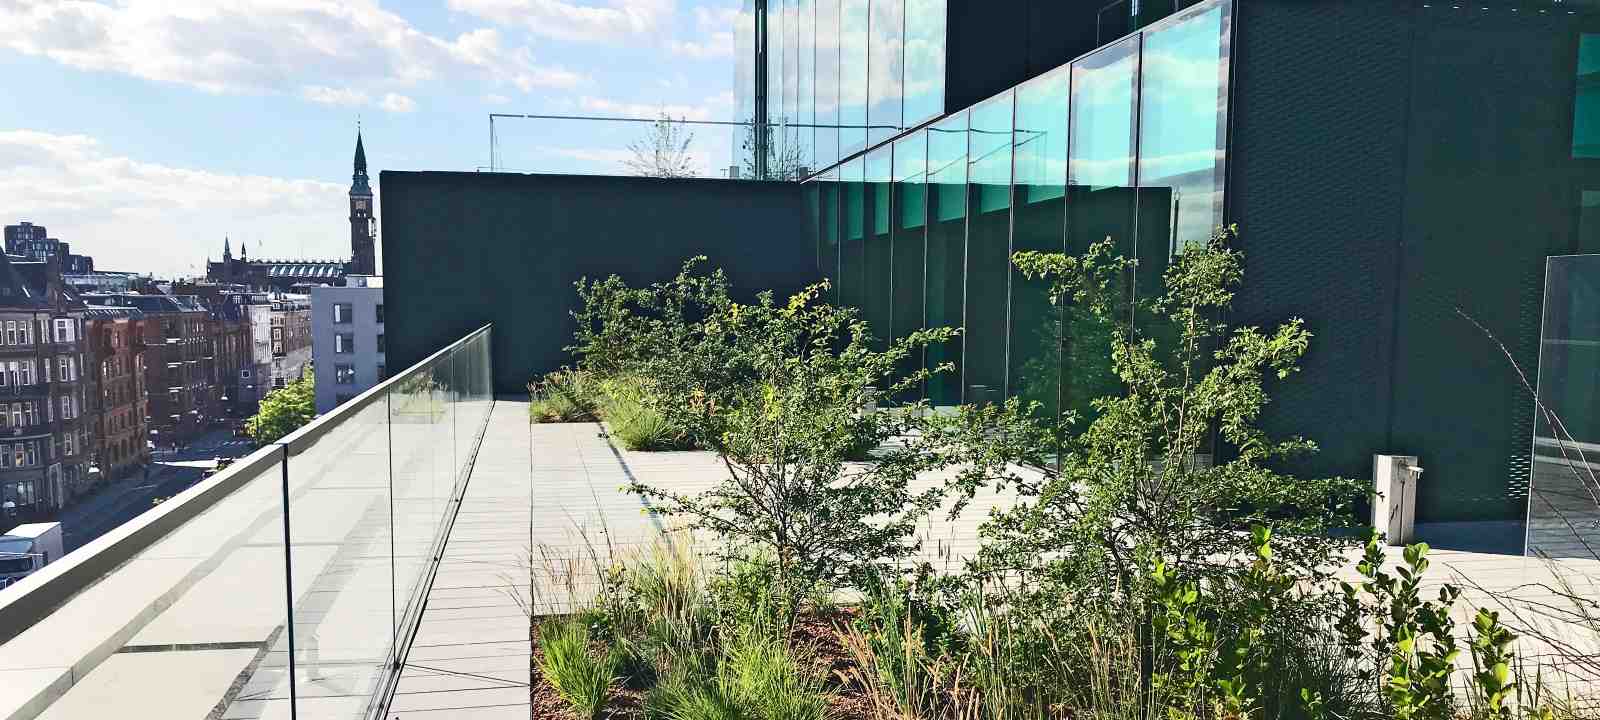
(349, 129), (377, 276)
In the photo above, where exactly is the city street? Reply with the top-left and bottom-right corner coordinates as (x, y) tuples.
(50, 427), (258, 553)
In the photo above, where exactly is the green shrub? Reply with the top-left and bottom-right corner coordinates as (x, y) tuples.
(644, 631), (830, 720)
(528, 367), (599, 423)
(537, 618), (618, 719)
(719, 631), (831, 720)
(599, 376), (694, 451)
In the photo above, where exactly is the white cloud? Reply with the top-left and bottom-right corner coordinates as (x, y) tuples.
(0, 129), (353, 277)
(0, 1), (581, 103)
(669, 5), (734, 59)
(577, 95), (715, 121)
(484, 93), (512, 105)
(301, 86), (371, 107)
(449, 0), (674, 44)
(379, 93), (417, 113)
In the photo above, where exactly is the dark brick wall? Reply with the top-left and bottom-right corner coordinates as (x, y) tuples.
(1231, 1), (1597, 521)
(1228, 0), (1414, 501)
(381, 172), (817, 394)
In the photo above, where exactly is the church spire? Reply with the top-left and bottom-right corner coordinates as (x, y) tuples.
(350, 126), (372, 197)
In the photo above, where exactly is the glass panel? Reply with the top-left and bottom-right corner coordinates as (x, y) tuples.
(1008, 68), (1069, 419)
(1066, 37), (1138, 421)
(0, 327), (495, 719)
(868, 0), (904, 146)
(840, 0), (870, 155)
(735, 0), (757, 175)
(925, 111), (967, 407)
(865, 147), (894, 347)
(764, 0), (784, 140)
(903, 0), (946, 126)
(1576, 34), (1600, 158)
(963, 93), (1013, 407)
(1530, 255), (1600, 557)
(819, 169), (841, 303)
(1137, 2), (1228, 255)
(892, 132), (928, 402)
(783, 0), (800, 170)
(840, 157), (867, 311)
(798, 0), (815, 174)
(286, 387), (394, 703)
(815, 0), (841, 168)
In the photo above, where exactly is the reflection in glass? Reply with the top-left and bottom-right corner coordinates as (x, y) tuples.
(803, 180), (821, 274)
(865, 148), (894, 348)
(798, 0), (815, 173)
(1138, 3), (1227, 254)
(768, 0), (785, 167)
(1066, 38), (1138, 421)
(734, 0), (756, 174)
(925, 113), (967, 407)
(902, 0), (946, 127)
(868, 0), (904, 146)
(815, 0), (841, 168)
(841, 156), (867, 310)
(1529, 255), (1600, 557)
(840, 0), (870, 155)
(819, 169), (841, 303)
(891, 132), (928, 401)
(963, 93), (1013, 407)
(1577, 35), (1600, 159)
(1009, 69), (1069, 419)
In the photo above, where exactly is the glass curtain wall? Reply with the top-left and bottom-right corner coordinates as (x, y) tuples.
(816, 0), (841, 169)
(1008, 69), (1070, 419)
(903, 0), (946, 128)
(1065, 37), (1140, 421)
(798, 0), (815, 173)
(868, 0), (905, 146)
(735, 0), (757, 174)
(747, 0), (943, 178)
(840, 0), (871, 155)
(891, 132), (929, 401)
(963, 94), (1014, 406)
(1137, 2), (1229, 260)
(865, 148), (895, 347)
(807, 0), (1230, 412)
(925, 112), (968, 406)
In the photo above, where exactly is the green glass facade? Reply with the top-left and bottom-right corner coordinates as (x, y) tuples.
(805, 0), (1231, 409)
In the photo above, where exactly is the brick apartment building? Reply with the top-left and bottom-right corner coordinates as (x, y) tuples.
(83, 306), (149, 483)
(83, 294), (214, 449)
(0, 255), (91, 521)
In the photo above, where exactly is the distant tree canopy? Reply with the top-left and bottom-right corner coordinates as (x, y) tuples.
(247, 370), (315, 444)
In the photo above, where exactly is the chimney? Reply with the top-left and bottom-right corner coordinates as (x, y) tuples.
(45, 252), (62, 306)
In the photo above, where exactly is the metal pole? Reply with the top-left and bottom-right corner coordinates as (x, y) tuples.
(279, 445), (298, 720)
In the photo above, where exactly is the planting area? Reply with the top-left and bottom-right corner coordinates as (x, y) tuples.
(505, 234), (1600, 719)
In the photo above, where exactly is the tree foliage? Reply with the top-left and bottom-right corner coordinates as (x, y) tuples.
(953, 227), (1365, 615)
(625, 113), (698, 178)
(568, 259), (992, 603)
(247, 370), (315, 444)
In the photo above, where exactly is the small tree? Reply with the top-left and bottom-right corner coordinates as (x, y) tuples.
(247, 370), (316, 444)
(569, 259), (978, 608)
(956, 227), (1365, 614)
(625, 113), (698, 178)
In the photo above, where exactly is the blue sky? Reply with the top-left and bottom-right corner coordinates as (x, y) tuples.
(0, 0), (742, 277)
